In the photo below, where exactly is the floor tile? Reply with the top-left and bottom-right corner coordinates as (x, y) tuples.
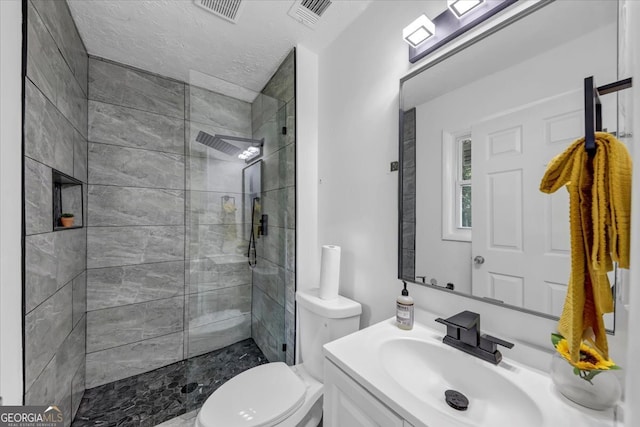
(73, 339), (266, 427)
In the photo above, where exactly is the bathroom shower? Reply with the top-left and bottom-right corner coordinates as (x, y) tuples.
(21, 7), (296, 418)
(194, 129), (267, 267)
(19, 0), (296, 419)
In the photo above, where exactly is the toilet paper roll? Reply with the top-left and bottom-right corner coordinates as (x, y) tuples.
(319, 245), (341, 300)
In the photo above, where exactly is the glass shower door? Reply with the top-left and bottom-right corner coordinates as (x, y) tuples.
(182, 48), (295, 414)
(183, 77), (269, 412)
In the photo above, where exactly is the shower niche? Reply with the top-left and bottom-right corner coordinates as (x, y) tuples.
(52, 169), (83, 230)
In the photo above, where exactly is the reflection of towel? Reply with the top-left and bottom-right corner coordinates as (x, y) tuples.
(222, 199), (237, 241)
(252, 199), (261, 238)
(540, 132), (631, 362)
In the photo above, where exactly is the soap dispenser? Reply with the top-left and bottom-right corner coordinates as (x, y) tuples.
(396, 281), (414, 330)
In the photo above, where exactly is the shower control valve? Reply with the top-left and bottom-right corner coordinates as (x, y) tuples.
(259, 214), (268, 236)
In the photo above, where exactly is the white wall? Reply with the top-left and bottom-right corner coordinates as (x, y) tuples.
(317, 1), (442, 327)
(317, 0), (633, 382)
(296, 45), (320, 292)
(623, 0), (640, 423)
(295, 45), (320, 365)
(0, 0), (24, 404)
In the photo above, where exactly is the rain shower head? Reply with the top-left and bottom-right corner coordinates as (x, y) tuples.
(195, 131), (264, 162)
(195, 131), (242, 156)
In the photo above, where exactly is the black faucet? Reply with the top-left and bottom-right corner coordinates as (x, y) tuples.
(435, 311), (514, 365)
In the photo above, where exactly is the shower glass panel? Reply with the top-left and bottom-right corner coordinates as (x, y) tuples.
(183, 49), (296, 411)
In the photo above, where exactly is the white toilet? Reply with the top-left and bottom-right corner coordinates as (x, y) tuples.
(196, 288), (362, 427)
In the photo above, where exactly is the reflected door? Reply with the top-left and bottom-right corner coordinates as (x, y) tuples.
(471, 91), (584, 314)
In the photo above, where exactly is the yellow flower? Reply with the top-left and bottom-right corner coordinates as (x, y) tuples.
(555, 338), (616, 371)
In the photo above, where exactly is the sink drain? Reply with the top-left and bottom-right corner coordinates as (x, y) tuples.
(445, 389), (469, 411)
(181, 382), (199, 394)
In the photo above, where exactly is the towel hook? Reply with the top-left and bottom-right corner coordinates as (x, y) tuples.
(583, 76), (633, 155)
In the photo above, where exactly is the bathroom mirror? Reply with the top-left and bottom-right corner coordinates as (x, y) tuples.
(399, 0), (623, 331)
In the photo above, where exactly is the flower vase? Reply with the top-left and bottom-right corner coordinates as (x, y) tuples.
(550, 352), (621, 410)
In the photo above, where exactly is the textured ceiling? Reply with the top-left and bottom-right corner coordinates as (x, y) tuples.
(67, 0), (372, 101)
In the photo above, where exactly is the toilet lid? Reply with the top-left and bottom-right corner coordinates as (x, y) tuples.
(198, 362), (306, 427)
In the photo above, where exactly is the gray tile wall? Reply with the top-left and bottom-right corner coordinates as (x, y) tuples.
(85, 58), (187, 388)
(401, 109), (416, 280)
(250, 50), (296, 365)
(86, 57), (257, 387)
(24, 1), (88, 424)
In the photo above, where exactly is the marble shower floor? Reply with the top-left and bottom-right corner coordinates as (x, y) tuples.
(72, 338), (267, 427)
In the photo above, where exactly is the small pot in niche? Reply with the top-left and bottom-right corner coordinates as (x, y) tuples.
(60, 213), (75, 228)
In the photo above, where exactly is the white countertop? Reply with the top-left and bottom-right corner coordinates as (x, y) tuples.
(323, 310), (618, 427)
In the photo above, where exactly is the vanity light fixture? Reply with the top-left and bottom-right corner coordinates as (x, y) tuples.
(448, 0), (485, 19)
(406, 0), (517, 63)
(402, 14), (436, 48)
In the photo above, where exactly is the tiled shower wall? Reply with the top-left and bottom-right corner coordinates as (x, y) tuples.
(85, 57), (255, 387)
(85, 58), (186, 388)
(251, 50), (296, 365)
(401, 108), (416, 281)
(23, 0), (88, 424)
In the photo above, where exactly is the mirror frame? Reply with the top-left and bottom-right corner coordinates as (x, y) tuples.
(397, 0), (618, 331)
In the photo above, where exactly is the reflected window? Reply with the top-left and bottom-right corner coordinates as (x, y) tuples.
(458, 137), (472, 228)
(442, 130), (471, 242)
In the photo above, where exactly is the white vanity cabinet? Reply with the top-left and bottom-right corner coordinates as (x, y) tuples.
(324, 359), (414, 427)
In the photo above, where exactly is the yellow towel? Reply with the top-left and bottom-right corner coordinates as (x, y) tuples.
(539, 132), (631, 362)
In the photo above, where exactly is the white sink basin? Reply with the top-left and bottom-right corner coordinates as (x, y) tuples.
(323, 312), (616, 427)
(380, 337), (543, 427)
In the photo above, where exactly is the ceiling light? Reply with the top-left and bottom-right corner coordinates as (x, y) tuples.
(448, 0), (485, 19)
(403, 14), (435, 48)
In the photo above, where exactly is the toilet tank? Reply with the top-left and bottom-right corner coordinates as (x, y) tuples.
(296, 289), (361, 381)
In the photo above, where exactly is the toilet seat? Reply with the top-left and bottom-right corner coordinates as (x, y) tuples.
(197, 362), (306, 427)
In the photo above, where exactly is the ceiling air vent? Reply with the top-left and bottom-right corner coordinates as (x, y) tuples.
(288, 0), (332, 28)
(193, 0), (244, 23)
